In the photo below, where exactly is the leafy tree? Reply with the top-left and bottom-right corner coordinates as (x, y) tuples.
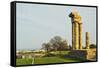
(58, 40), (69, 51)
(50, 36), (62, 51)
(42, 36), (69, 56)
(50, 36), (68, 55)
(89, 44), (96, 48)
(42, 43), (51, 54)
(68, 44), (72, 50)
(50, 36), (68, 51)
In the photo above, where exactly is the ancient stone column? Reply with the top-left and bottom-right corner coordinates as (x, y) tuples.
(69, 13), (79, 50)
(72, 23), (75, 49)
(69, 11), (82, 50)
(86, 32), (89, 49)
(79, 23), (82, 49)
(74, 22), (79, 49)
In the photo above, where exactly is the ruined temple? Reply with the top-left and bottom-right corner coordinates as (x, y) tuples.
(68, 11), (96, 61)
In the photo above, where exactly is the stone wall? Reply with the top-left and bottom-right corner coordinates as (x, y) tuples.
(68, 50), (87, 59)
(86, 48), (96, 61)
(68, 49), (96, 61)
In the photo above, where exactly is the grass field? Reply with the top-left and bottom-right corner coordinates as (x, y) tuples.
(16, 56), (86, 65)
(34, 57), (83, 64)
(16, 58), (33, 65)
(16, 51), (88, 65)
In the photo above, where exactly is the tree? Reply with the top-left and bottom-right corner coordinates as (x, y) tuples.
(50, 36), (68, 51)
(62, 40), (69, 50)
(68, 44), (72, 50)
(41, 36), (69, 56)
(89, 44), (96, 48)
(42, 43), (51, 54)
(50, 36), (63, 51)
(58, 40), (69, 51)
(50, 36), (69, 55)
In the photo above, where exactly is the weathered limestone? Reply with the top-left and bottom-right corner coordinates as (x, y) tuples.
(79, 23), (82, 49)
(74, 22), (79, 49)
(72, 23), (75, 49)
(86, 32), (89, 49)
(69, 11), (82, 50)
(86, 48), (96, 61)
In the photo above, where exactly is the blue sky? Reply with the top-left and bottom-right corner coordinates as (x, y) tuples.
(16, 3), (96, 50)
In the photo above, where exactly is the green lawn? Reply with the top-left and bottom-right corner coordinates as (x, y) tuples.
(16, 58), (33, 65)
(34, 57), (82, 64)
(16, 56), (85, 65)
(16, 51), (87, 65)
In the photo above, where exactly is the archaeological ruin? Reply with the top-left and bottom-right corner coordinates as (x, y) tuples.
(69, 11), (83, 50)
(68, 11), (96, 61)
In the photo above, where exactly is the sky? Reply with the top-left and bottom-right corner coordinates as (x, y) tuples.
(16, 3), (96, 50)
